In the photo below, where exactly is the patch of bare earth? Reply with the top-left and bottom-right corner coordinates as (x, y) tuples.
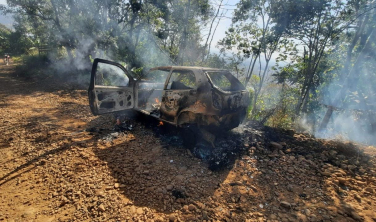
(0, 63), (375, 222)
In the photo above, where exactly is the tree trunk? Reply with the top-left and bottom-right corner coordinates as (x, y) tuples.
(202, 0), (223, 62)
(244, 53), (259, 88)
(319, 12), (373, 130)
(178, 0), (191, 65)
(319, 26), (376, 130)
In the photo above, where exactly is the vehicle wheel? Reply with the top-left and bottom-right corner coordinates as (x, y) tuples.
(180, 124), (199, 148)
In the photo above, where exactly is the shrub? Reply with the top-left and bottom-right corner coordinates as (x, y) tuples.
(14, 54), (52, 80)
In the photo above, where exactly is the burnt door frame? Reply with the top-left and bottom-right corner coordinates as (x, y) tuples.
(88, 58), (135, 115)
(160, 68), (198, 124)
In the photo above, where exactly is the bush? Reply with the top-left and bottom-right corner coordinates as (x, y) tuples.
(14, 54), (52, 80)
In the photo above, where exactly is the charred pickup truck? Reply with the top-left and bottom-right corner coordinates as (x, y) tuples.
(88, 58), (250, 145)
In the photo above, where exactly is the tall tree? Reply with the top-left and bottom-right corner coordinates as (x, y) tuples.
(319, 0), (376, 131)
(270, 0), (347, 117)
(219, 0), (285, 117)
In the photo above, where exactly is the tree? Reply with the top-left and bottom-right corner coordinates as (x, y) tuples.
(319, 0), (376, 131)
(219, 0), (285, 118)
(270, 0), (348, 117)
(0, 23), (11, 53)
(2, 0), (212, 69)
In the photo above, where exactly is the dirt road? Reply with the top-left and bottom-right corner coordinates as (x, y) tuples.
(0, 63), (375, 222)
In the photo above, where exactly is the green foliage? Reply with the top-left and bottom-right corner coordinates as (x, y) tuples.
(246, 89), (254, 118)
(14, 54), (51, 80)
(131, 67), (144, 80)
(0, 24), (11, 54)
(2, 0), (212, 70)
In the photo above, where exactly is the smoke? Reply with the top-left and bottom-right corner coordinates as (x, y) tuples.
(312, 37), (376, 145)
(316, 110), (376, 145)
(29, 0), (179, 88)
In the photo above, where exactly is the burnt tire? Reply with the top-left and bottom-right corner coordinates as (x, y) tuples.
(180, 124), (199, 148)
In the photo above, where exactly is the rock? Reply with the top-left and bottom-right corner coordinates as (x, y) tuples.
(130, 206), (136, 214)
(268, 150), (279, 157)
(270, 214), (277, 220)
(188, 204), (196, 211)
(110, 132), (119, 137)
(176, 175), (185, 181)
(280, 201), (291, 209)
(52, 192), (59, 197)
(114, 183), (120, 188)
(166, 185), (173, 191)
(287, 167), (295, 174)
(304, 209), (311, 215)
(329, 150), (337, 157)
(354, 194), (361, 202)
(96, 190), (105, 198)
(350, 211), (362, 221)
(168, 214), (176, 221)
(270, 142), (283, 150)
(98, 204), (105, 212)
(321, 171), (332, 176)
(295, 212), (307, 221)
(179, 166), (187, 172)
(359, 168), (366, 174)
(309, 214), (318, 222)
(364, 187), (373, 193)
(59, 196), (69, 207)
(136, 207), (144, 215)
(287, 184), (293, 192)
(196, 202), (205, 209)
(298, 155), (306, 162)
(202, 211), (209, 220)
(338, 177), (347, 185)
(183, 205), (189, 212)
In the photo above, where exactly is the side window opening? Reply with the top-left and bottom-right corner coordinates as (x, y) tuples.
(143, 70), (169, 83)
(95, 63), (129, 87)
(167, 70), (196, 90)
(206, 71), (245, 92)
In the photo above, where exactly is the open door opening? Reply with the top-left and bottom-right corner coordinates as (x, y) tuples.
(88, 58), (135, 115)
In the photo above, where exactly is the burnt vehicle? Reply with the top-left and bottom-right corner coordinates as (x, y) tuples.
(88, 58), (250, 145)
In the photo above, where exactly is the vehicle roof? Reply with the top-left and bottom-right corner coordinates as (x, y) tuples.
(149, 66), (228, 72)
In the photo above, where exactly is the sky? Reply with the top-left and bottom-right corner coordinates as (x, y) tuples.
(0, 0), (13, 28)
(203, 0), (239, 54)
